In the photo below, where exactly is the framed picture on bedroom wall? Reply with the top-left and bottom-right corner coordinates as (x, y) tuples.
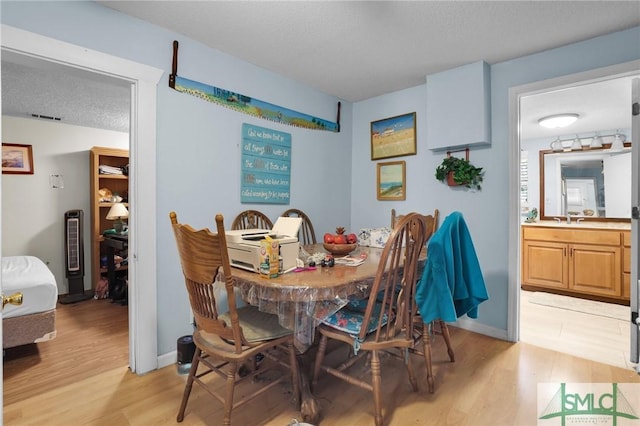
(377, 161), (406, 201)
(370, 112), (416, 160)
(2, 143), (34, 174)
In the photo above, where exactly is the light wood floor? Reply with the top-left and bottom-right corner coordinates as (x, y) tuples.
(3, 298), (129, 406)
(4, 313), (639, 425)
(520, 290), (635, 370)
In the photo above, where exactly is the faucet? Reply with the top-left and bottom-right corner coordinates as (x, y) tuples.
(553, 215), (572, 224)
(576, 218), (584, 224)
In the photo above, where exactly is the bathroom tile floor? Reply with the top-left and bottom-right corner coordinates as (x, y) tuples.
(520, 290), (635, 370)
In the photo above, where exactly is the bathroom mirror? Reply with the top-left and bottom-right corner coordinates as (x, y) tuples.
(539, 146), (632, 221)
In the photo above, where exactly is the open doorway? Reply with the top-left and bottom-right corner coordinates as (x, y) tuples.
(1, 53), (132, 404)
(512, 63), (639, 370)
(1, 26), (161, 410)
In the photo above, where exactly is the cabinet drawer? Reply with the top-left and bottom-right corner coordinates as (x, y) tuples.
(623, 231), (630, 247)
(522, 227), (621, 245)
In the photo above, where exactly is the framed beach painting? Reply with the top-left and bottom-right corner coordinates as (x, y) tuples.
(377, 161), (406, 201)
(370, 112), (416, 160)
(2, 143), (34, 174)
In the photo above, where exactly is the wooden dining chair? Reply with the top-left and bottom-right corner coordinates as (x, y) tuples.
(281, 208), (317, 245)
(231, 209), (273, 230)
(391, 208), (439, 239)
(312, 213), (427, 426)
(169, 212), (299, 425)
(391, 208), (455, 393)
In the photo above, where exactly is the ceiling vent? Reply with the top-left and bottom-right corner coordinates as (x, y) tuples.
(30, 113), (61, 121)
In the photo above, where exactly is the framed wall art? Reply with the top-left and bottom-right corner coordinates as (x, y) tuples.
(370, 112), (416, 160)
(2, 143), (34, 175)
(377, 161), (406, 201)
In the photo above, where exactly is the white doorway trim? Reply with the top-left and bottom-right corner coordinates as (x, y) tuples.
(1, 25), (161, 374)
(508, 59), (640, 342)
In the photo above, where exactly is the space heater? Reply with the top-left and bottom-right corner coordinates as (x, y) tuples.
(59, 209), (91, 304)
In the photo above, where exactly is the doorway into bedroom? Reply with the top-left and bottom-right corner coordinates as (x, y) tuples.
(516, 68), (636, 370)
(1, 53), (132, 403)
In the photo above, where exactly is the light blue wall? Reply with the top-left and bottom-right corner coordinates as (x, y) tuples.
(1, 1), (353, 355)
(3, 1), (639, 355)
(352, 26), (640, 332)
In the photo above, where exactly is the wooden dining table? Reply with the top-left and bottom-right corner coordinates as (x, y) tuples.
(231, 243), (421, 423)
(232, 243), (386, 352)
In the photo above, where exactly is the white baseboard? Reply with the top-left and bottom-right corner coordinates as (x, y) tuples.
(155, 320), (509, 371)
(158, 350), (177, 369)
(452, 317), (509, 341)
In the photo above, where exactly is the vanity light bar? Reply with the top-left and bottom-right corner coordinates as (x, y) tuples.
(550, 133), (627, 151)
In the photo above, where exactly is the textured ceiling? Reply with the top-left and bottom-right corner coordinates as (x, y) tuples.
(1, 1), (639, 136)
(97, 0), (640, 102)
(1, 51), (131, 133)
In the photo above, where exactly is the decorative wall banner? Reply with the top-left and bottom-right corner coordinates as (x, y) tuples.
(169, 40), (340, 132)
(240, 123), (291, 204)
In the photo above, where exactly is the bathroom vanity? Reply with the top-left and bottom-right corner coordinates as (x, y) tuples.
(521, 221), (631, 304)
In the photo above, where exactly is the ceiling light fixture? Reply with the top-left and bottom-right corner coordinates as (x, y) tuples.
(538, 113), (579, 129)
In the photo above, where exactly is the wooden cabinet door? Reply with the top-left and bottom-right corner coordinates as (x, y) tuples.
(522, 240), (568, 289)
(569, 244), (621, 297)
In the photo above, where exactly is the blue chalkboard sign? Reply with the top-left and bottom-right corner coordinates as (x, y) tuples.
(240, 123), (291, 204)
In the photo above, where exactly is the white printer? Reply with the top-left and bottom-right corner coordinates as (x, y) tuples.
(226, 216), (302, 273)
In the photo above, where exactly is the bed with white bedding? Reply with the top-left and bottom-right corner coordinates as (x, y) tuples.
(2, 256), (58, 348)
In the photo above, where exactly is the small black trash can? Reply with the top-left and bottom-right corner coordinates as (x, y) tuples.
(177, 335), (195, 375)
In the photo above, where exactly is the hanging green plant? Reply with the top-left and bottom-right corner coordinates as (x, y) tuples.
(435, 156), (484, 190)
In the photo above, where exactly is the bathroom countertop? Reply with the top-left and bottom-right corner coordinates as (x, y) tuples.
(521, 220), (631, 230)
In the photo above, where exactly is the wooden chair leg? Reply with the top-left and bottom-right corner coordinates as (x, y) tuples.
(438, 320), (455, 362)
(422, 323), (435, 393)
(404, 348), (418, 392)
(177, 348), (201, 422)
(371, 350), (383, 426)
(312, 333), (328, 388)
(222, 362), (239, 426)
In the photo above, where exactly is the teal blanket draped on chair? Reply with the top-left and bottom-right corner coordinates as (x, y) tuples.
(415, 211), (489, 323)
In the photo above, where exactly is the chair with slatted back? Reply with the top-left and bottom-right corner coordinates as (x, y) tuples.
(281, 208), (317, 245)
(170, 212), (299, 425)
(231, 209), (273, 230)
(312, 213), (427, 426)
(391, 208), (438, 237)
(391, 208), (455, 393)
